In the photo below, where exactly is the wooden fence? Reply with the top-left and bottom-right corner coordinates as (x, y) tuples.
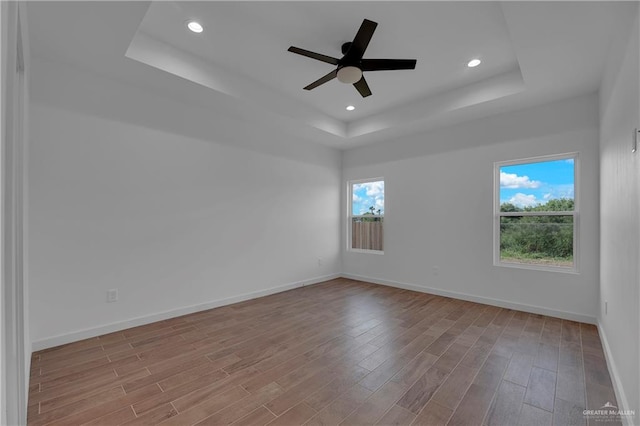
(352, 221), (383, 251)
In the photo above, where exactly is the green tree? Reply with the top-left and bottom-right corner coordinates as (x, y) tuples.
(500, 198), (574, 263)
(361, 206), (381, 223)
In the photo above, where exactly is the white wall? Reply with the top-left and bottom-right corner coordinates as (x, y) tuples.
(599, 4), (639, 419)
(343, 93), (600, 323)
(1, 4), (7, 423)
(28, 58), (342, 349)
(2, 2), (30, 424)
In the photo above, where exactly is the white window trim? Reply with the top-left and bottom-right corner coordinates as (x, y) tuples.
(348, 177), (385, 254)
(493, 153), (579, 273)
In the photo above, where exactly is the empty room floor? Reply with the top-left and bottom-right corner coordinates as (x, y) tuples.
(27, 279), (619, 425)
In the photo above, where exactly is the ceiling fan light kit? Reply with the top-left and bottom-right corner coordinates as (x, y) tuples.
(337, 66), (363, 84)
(288, 19), (417, 98)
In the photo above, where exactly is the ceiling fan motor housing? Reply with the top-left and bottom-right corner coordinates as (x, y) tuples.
(341, 42), (353, 55)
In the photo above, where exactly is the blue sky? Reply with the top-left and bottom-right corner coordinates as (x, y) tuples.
(500, 158), (574, 207)
(352, 180), (384, 215)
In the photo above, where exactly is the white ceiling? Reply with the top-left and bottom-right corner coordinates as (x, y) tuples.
(26, 1), (636, 149)
(136, 2), (520, 121)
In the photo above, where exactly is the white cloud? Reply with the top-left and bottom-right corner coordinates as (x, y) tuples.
(543, 185), (574, 200)
(364, 181), (384, 197)
(555, 185), (574, 199)
(354, 181), (384, 214)
(500, 172), (541, 189)
(509, 193), (540, 207)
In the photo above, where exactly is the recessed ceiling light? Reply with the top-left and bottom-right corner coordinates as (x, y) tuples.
(467, 58), (481, 68)
(187, 21), (204, 33)
(346, 105), (355, 111)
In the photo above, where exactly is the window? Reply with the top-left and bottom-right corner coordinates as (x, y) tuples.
(349, 178), (384, 252)
(495, 154), (577, 271)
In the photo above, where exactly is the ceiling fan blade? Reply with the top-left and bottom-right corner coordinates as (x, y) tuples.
(353, 76), (372, 97)
(304, 69), (338, 90)
(360, 59), (417, 71)
(288, 46), (339, 65)
(346, 19), (378, 60)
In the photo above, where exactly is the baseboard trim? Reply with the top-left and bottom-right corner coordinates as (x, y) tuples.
(597, 322), (635, 426)
(32, 272), (599, 350)
(31, 273), (340, 351)
(341, 273), (597, 324)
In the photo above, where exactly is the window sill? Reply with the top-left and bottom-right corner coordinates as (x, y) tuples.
(348, 249), (384, 255)
(494, 261), (578, 274)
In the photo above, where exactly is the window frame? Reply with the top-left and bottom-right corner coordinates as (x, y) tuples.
(493, 153), (579, 273)
(348, 177), (385, 255)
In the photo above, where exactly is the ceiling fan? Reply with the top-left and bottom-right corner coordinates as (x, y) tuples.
(288, 19), (417, 98)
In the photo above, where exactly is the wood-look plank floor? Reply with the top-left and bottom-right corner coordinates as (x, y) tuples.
(28, 279), (620, 426)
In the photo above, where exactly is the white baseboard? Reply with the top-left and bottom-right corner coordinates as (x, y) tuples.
(31, 273), (340, 351)
(341, 273), (597, 324)
(23, 340), (32, 426)
(597, 322), (635, 426)
(32, 271), (598, 351)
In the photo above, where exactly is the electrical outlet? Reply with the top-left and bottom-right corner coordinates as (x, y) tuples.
(432, 266), (440, 276)
(107, 289), (118, 303)
(317, 257), (324, 267)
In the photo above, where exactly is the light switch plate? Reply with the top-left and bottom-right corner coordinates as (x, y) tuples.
(634, 128), (639, 153)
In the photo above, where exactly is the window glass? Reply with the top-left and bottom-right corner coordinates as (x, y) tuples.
(350, 179), (384, 252)
(497, 156), (576, 270)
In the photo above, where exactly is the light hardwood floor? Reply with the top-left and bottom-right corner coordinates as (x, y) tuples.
(27, 278), (620, 425)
